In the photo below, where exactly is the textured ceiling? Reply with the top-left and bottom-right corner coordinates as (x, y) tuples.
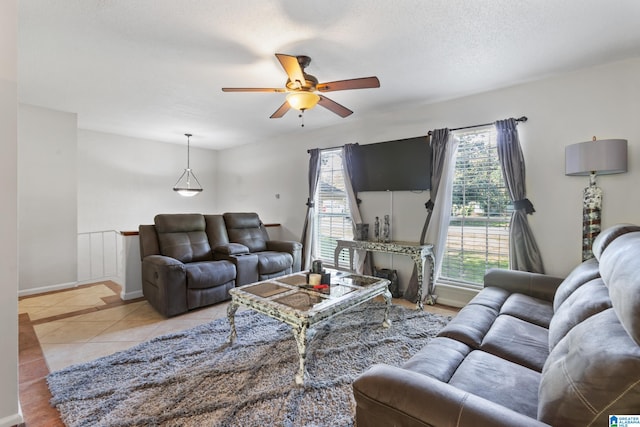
(18, 0), (640, 149)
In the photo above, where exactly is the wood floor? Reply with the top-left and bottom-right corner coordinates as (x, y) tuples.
(18, 282), (458, 426)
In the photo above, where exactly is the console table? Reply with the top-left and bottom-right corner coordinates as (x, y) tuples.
(334, 240), (435, 310)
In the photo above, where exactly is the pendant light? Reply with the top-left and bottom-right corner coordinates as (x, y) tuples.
(173, 133), (203, 197)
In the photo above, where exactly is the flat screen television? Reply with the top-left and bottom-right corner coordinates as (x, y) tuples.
(351, 136), (431, 192)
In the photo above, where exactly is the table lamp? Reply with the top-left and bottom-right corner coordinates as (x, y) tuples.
(565, 136), (627, 260)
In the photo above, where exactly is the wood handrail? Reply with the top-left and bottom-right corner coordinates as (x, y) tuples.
(120, 223), (281, 236)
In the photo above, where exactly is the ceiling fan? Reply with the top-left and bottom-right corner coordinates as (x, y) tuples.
(222, 53), (380, 119)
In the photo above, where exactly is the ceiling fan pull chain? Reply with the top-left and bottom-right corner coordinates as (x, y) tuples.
(299, 110), (305, 127)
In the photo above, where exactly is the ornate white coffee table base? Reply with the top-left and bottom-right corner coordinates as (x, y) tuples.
(227, 270), (392, 385)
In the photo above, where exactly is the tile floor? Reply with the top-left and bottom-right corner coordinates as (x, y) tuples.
(18, 281), (458, 426)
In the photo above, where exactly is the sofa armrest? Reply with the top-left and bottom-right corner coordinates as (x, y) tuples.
(141, 255), (187, 317)
(353, 364), (550, 427)
(143, 254), (184, 268)
(214, 243), (250, 256)
(266, 240), (303, 272)
(484, 268), (564, 302)
(214, 251), (259, 286)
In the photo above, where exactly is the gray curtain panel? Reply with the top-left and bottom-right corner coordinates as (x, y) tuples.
(420, 128), (450, 245)
(495, 118), (545, 274)
(405, 128), (450, 302)
(343, 144), (373, 275)
(300, 148), (321, 270)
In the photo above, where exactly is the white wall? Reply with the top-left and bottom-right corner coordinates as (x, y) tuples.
(0, 0), (22, 424)
(78, 129), (218, 232)
(217, 57), (640, 289)
(18, 104), (78, 292)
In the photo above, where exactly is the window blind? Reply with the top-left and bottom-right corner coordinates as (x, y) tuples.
(314, 149), (353, 268)
(441, 128), (510, 287)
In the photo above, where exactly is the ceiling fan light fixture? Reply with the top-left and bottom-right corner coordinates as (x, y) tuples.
(286, 91), (320, 111)
(222, 53), (378, 119)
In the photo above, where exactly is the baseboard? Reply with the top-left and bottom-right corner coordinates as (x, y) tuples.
(17, 281), (78, 297)
(432, 282), (480, 308)
(121, 289), (143, 301)
(76, 276), (121, 286)
(18, 276), (123, 298)
(0, 412), (24, 427)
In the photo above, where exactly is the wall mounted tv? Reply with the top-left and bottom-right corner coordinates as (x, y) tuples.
(352, 136), (431, 192)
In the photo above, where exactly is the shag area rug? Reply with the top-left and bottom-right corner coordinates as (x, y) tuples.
(48, 301), (451, 427)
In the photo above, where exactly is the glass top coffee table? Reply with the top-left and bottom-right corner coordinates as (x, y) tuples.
(227, 269), (392, 385)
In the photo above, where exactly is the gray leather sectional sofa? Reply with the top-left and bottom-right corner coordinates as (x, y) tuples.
(139, 212), (302, 317)
(353, 224), (640, 426)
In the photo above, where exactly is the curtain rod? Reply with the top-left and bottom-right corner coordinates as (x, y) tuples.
(308, 116), (528, 152)
(307, 143), (359, 153)
(426, 116), (528, 136)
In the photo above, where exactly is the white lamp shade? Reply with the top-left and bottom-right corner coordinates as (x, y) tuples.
(565, 139), (627, 176)
(175, 189), (201, 197)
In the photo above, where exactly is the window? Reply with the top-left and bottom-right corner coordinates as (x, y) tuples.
(313, 148), (353, 268)
(440, 128), (510, 287)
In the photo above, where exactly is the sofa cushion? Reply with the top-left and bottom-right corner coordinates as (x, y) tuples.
(203, 214), (230, 248)
(402, 337), (472, 382)
(499, 293), (554, 328)
(155, 214), (213, 263)
(158, 231), (213, 263)
(480, 315), (549, 372)
(448, 350), (541, 419)
(187, 281), (234, 309)
(591, 223), (640, 260)
(437, 304), (498, 349)
(466, 286), (511, 311)
(548, 278), (611, 350)
(539, 309), (640, 426)
(155, 213), (205, 233)
(214, 243), (250, 255)
(257, 251), (293, 275)
(223, 212), (270, 252)
(552, 257), (600, 312)
(185, 261), (236, 289)
(600, 231), (640, 345)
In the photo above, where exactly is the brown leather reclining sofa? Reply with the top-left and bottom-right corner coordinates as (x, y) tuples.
(139, 212), (302, 317)
(353, 224), (640, 426)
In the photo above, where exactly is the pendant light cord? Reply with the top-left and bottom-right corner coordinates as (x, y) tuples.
(185, 133), (192, 169)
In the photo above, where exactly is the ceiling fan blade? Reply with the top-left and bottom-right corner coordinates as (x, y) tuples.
(316, 76), (380, 92)
(275, 53), (305, 88)
(270, 101), (291, 119)
(222, 87), (287, 93)
(318, 95), (353, 118)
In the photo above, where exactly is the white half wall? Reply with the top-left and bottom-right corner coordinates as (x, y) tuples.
(0, 0), (22, 424)
(18, 104), (78, 292)
(217, 57), (640, 295)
